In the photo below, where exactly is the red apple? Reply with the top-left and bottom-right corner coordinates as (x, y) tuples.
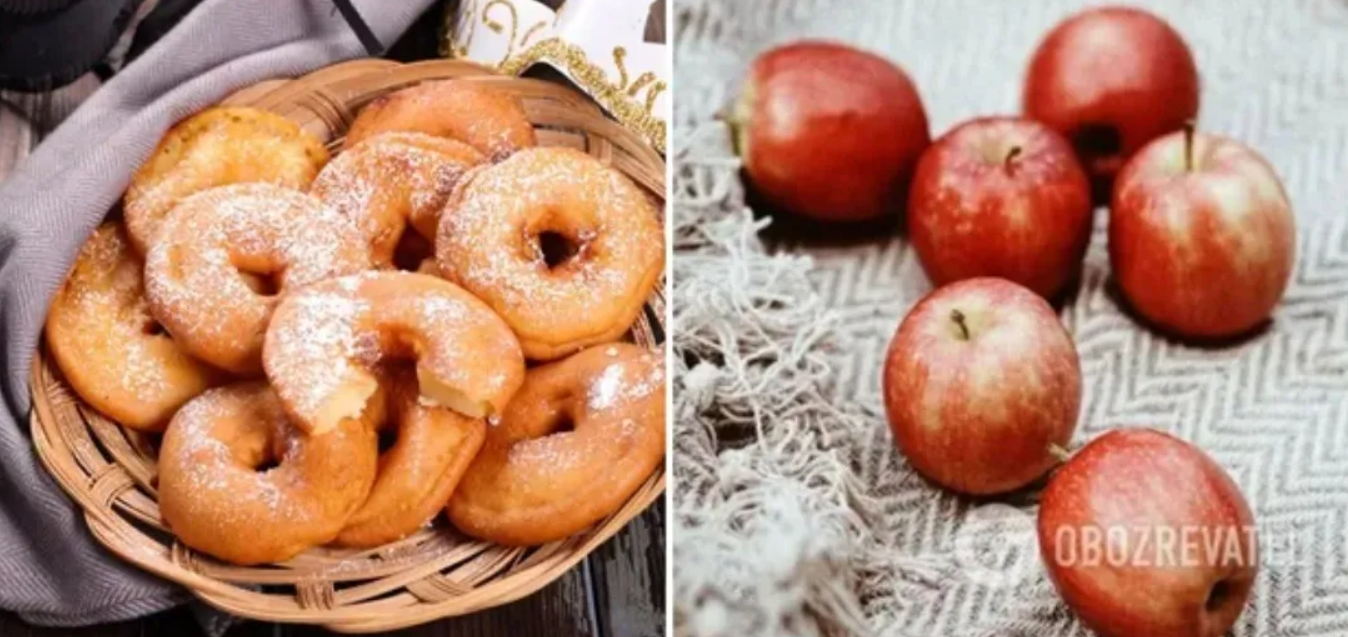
(1024, 6), (1199, 190)
(882, 278), (1080, 495)
(1110, 126), (1295, 339)
(908, 116), (1093, 300)
(730, 40), (930, 222)
(1038, 429), (1257, 637)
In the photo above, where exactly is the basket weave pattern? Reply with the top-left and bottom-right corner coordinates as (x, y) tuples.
(29, 59), (665, 633)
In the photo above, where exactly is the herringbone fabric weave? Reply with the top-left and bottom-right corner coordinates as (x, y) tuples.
(672, 1), (1348, 636)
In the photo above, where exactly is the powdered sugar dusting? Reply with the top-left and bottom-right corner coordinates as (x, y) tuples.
(158, 383), (378, 562)
(507, 436), (587, 471)
(344, 81), (534, 162)
(144, 184), (370, 373)
(310, 132), (483, 266)
(264, 272), (524, 430)
(162, 386), (318, 525)
(124, 107), (327, 253)
(264, 281), (368, 423)
(436, 147), (664, 352)
(586, 349), (667, 411)
(45, 223), (219, 429)
(449, 343), (665, 543)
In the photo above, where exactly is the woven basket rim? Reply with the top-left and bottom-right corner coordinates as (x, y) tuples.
(29, 58), (666, 632)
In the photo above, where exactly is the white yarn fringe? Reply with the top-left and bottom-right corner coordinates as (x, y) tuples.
(672, 121), (950, 637)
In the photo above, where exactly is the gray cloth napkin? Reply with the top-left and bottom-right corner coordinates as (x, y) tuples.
(0, 0), (434, 626)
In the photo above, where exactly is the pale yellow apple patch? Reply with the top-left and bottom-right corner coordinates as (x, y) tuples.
(935, 173), (971, 208)
(1240, 157), (1289, 209)
(1205, 176), (1256, 223)
(965, 362), (1010, 422)
(918, 379), (947, 433)
(1209, 181), (1271, 260)
(1001, 195), (1031, 227)
(1157, 192), (1197, 252)
(763, 88), (803, 142)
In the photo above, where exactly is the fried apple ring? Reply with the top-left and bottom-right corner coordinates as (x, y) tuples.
(334, 370), (486, 548)
(144, 184), (371, 376)
(263, 272), (525, 436)
(436, 147), (665, 361)
(343, 81), (535, 161)
(124, 106), (328, 254)
(44, 223), (222, 431)
(158, 382), (379, 565)
(448, 343), (666, 546)
(310, 132), (484, 267)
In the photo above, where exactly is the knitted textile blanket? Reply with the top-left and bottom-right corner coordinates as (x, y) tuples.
(671, 1), (1348, 636)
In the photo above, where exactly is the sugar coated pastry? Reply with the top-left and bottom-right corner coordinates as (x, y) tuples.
(334, 369), (486, 548)
(310, 132), (484, 267)
(144, 184), (371, 375)
(448, 343), (666, 546)
(44, 223), (222, 431)
(436, 147), (664, 361)
(263, 272), (526, 435)
(124, 106), (328, 253)
(47, 79), (669, 564)
(343, 80), (535, 161)
(157, 382), (379, 565)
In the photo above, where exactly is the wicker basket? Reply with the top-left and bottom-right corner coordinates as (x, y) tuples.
(29, 59), (665, 633)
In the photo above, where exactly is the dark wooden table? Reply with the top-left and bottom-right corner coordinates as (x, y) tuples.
(0, 2), (666, 635)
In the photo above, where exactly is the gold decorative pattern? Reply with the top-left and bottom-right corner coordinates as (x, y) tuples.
(498, 38), (666, 152)
(613, 46), (630, 91)
(482, 0), (521, 65)
(643, 80), (667, 114)
(520, 19), (549, 48)
(442, 2), (474, 58)
(626, 72), (657, 97)
(440, 0), (668, 153)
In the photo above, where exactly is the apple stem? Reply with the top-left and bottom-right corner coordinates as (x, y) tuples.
(1004, 146), (1023, 175)
(950, 309), (970, 341)
(1183, 120), (1195, 172)
(717, 108), (746, 157)
(1047, 443), (1072, 464)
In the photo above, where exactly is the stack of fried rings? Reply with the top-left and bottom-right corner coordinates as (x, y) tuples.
(43, 80), (667, 565)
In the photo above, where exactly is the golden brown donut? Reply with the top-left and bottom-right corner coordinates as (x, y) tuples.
(263, 272), (526, 436)
(448, 343), (666, 546)
(144, 184), (371, 375)
(124, 107), (328, 254)
(436, 147), (665, 361)
(158, 382), (379, 565)
(343, 81), (535, 161)
(44, 223), (222, 431)
(334, 370), (486, 548)
(310, 132), (485, 267)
